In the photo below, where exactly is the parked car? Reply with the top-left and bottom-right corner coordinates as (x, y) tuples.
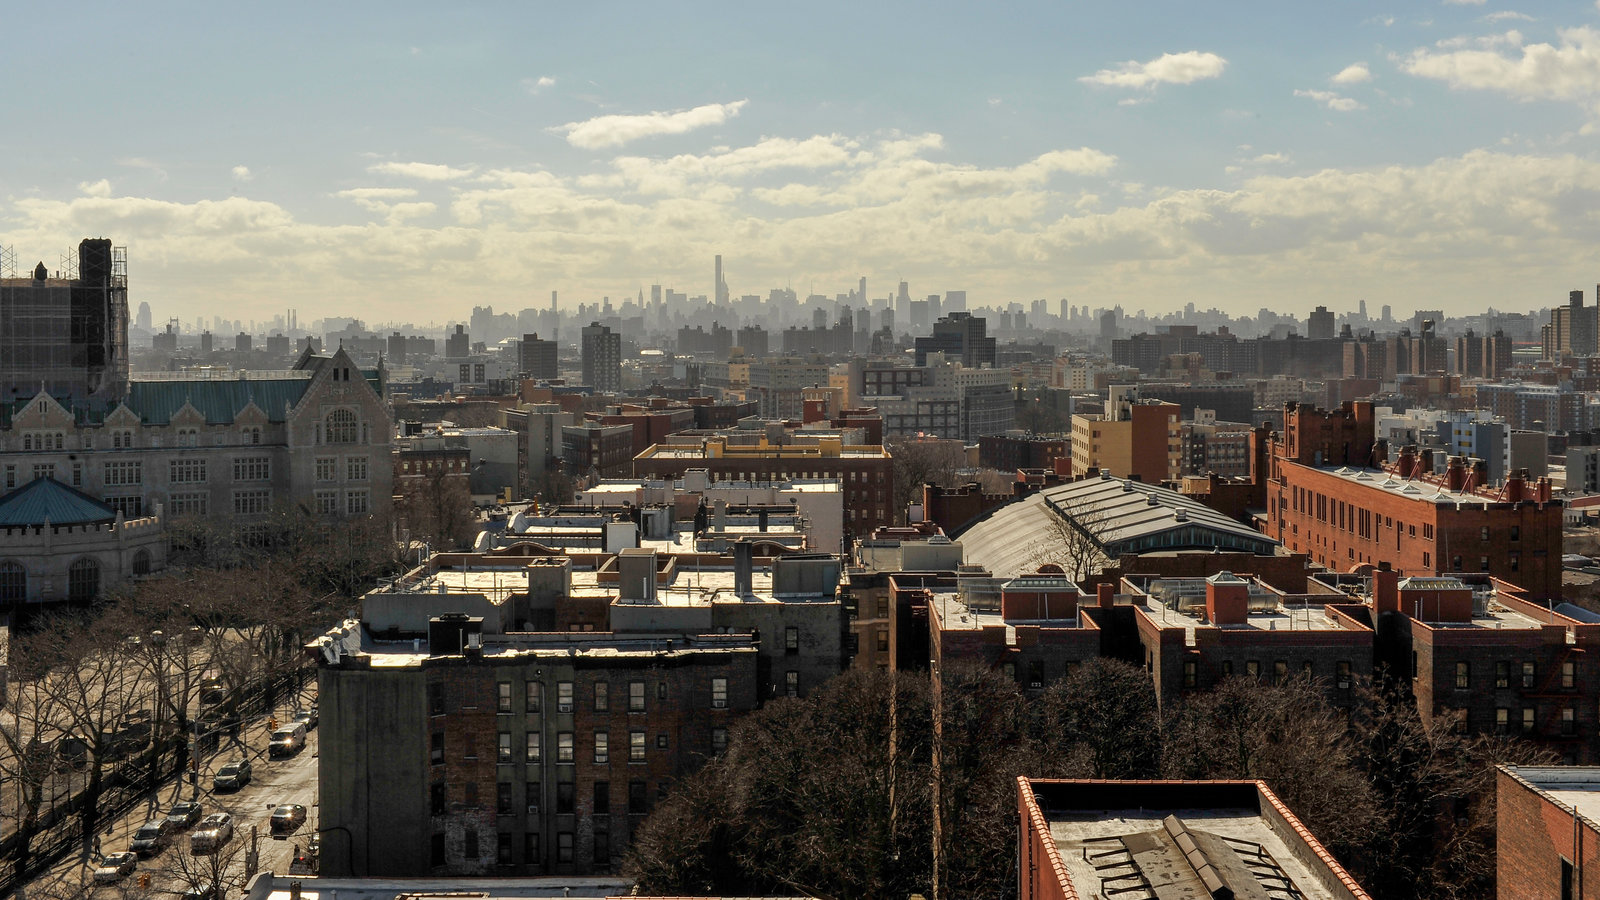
(129, 818), (174, 857)
(268, 723), (307, 758)
(291, 705), (318, 730)
(180, 884), (217, 900)
(269, 803), (307, 836)
(190, 813), (234, 854)
(213, 758), (252, 792)
(92, 851), (137, 884)
(165, 801), (203, 830)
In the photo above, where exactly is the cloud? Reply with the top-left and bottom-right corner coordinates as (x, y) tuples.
(556, 100), (749, 149)
(1483, 11), (1534, 22)
(117, 157), (168, 180)
(523, 76), (556, 94)
(335, 187), (419, 201)
(232, 166), (252, 182)
(1402, 26), (1600, 125)
(1332, 63), (1372, 84)
(1443, 0), (1485, 5)
(78, 179), (111, 198)
(1295, 89), (1367, 111)
(1251, 153), (1291, 164)
(367, 161), (477, 181)
(1079, 51), (1228, 90)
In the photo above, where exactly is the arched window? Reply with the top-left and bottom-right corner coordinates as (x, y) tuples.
(22, 435), (32, 451)
(0, 561), (25, 601)
(250, 427), (261, 445)
(68, 558), (100, 602)
(326, 410), (358, 444)
(132, 549), (151, 576)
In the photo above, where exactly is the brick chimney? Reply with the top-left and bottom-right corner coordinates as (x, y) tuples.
(1372, 565), (1400, 614)
(1204, 572), (1249, 626)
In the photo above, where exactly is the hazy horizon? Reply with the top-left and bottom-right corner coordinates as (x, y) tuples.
(5, 2), (1600, 322)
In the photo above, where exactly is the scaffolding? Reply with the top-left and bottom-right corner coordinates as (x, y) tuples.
(0, 244), (15, 279)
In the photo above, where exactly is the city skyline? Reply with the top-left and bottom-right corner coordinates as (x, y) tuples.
(5, 2), (1600, 321)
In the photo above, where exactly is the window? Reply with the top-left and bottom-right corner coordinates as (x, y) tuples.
(314, 490), (339, 515)
(594, 682), (609, 712)
(657, 682), (667, 701)
(1245, 661), (1260, 679)
(1183, 660), (1197, 689)
(1511, 525), (1520, 541)
(430, 782), (446, 815)
(3, 466), (12, 489)
(1455, 661), (1470, 690)
(497, 682), (512, 713)
(111, 429), (133, 449)
(315, 457), (337, 482)
(1496, 708), (1510, 735)
(592, 780), (610, 816)
(169, 492), (208, 516)
(0, 562), (24, 602)
(497, 782), (513, 815)
(68, 558), (99, 602)
(1336, 661), (1352, 690)
(785, 626), (799, 654)
(1564, 661), (1577, 689)
(428, 683), (445, 716)
(103, 461), (142, 486)
(464, 830), (479, 861)
(557, 682), (573, 712)
(656, 734), (668, 749)
(711, 727), (727, 754)
(526, 681), (542, 711)
(1523, 662), (1537, 689)
(248, 426), (261, 445)
(233, 489), (270, 515)
(346, 455), (369, 481)
(70, 463), (80, 487)
(430, 833), (445, 869)
(711, 677), (727, 709)
(169, 458), (207, 483)
(106, 495), (142, 517)
(1481, 526), (1490, 541)
(526, 783), (540, 816)
(557, 832), (573, 863)
(1523, 707), (1537, 734)
(430, 732), (444, 764)
(593, 831), (610, 867)
(594, 731), (609, 763)
(326, 409), (359, 444)
(785, 671), (799, 697)
(232, 456), (270, 481)
(629, 780), (649, 815)
(1496, 661), (1510, 689)
(630, 731), (646, 762)
(876, 629), (889, 652)
(346, 490), (369, 515)
(629, 682), (645, 712)
(525, 732), (541, 763)
(1563, 707), (1577, 735)
(877, 596), (889, 618)
(496, 832), (512, 866)
(525, 833), (541, 868)
(497, 732), (512, 763)
(556, 732), (573, 763)
(556, 783), (574, 815)
(1273, 660), (1288, 686)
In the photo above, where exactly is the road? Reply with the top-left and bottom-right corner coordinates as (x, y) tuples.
(20, 697), (321, 899)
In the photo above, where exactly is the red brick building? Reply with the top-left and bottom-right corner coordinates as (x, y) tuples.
(1497, 766), (1600, 900)
(1265, 401), (1563, 599)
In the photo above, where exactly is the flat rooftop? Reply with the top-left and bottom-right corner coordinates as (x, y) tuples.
(1506, 766), (1600, 826)
(244, 875), (632, 899)
(1306, 464), (1521, 507)
(639, 444), (888, 459)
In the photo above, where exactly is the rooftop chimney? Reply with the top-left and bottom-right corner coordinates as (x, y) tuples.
(734, 541), (754, 598)
(1372, 567), (1400, 615)
(1204, 572), (1249, 626)
(618, 548), (658, 603)
(1096, 582), (1115, 609)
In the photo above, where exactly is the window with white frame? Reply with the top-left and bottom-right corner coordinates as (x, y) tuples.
(169, 459), (208, 484)
(314, 490), (340, 516)
(233, 489), (271, 515)
(31, 464), (54, 482)
(315, 457), (337, 482)
(233, 457), (270, 481)
(103, 461), (142, 486)
(345, 490), (369, 515)
(326, 409), (358, 444)
(168, 493), (209, 516)
(346, 456), (368, 481)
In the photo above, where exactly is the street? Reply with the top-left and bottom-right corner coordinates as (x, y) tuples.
(20, 698), (321, 899)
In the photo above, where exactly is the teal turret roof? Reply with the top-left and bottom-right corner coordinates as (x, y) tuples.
(0, 477), (118, 526)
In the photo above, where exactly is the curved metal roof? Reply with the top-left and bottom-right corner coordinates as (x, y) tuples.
(956, 473), (1279, 578)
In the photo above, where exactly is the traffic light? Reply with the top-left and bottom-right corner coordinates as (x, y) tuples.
(139, 873), (150, 889)
(268, 717), (279, 731)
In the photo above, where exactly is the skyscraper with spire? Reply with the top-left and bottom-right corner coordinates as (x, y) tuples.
(714, 255), (729, 305)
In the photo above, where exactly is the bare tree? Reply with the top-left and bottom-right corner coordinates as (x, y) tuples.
(0, 664), (62, 882)
(154, 824), (249, 899)
(395, 460), (477, 550)
(1032, 491), (1113, 581)
(888, 438), (969, 521)
(1032, 657), (1160, 779)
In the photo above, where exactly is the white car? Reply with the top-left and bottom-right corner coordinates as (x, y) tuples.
(190, 812), (234, 854)
(92, 851), (137, 884)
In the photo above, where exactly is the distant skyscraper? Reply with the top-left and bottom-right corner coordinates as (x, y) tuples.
(714, 255), (729, 305)
(581, 322), (621, 393)
(945, 290), (966, 312)
(1307, 305), (1336, 341)
(520, 333), (559, 381)
(136, 301), (152, 331)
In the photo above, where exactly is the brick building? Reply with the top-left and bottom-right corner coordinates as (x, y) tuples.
(634, 435), (894, 535)
(1070, 387), (1180, 482)
(561, 423), (635, 476)
(1497, 766), (1600, 900)
(977, 432), (1069, 472)
(1265, 401), (1563, 599)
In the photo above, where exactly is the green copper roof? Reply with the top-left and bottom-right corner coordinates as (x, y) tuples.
(0, 477), (118, 526)
(125, 377), (312, 425)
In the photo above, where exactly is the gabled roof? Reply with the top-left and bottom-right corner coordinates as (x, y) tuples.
(0, 477), (118, 526)
(125, 377), (312, 425)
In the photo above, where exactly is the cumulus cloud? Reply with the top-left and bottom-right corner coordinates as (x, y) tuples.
(231, 166), (253, 182)
(78, 179), (111, 197)
(1079, 51), (1228, 90)
(1483, 11), (1534, 22)
(523, 75), (556, 94)
(1295, 89), (1367, 111)
(1443, 0), (1485, 5)
(1332, 63), (1372, 84)
(335, 187), (419, 201)
(556, 100), (748, 149)
(367, 161), (476, 181)
(1401, 26), (1600, 119)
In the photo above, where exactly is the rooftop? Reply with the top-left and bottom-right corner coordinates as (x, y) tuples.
(1504, 766), (1600, 829)
(242, 875), (632, 899)
(0, 477), (121, 527)
(1304, 463), (1551, 507)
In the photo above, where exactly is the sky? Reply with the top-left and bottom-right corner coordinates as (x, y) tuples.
(5, 1), (1600, 327)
